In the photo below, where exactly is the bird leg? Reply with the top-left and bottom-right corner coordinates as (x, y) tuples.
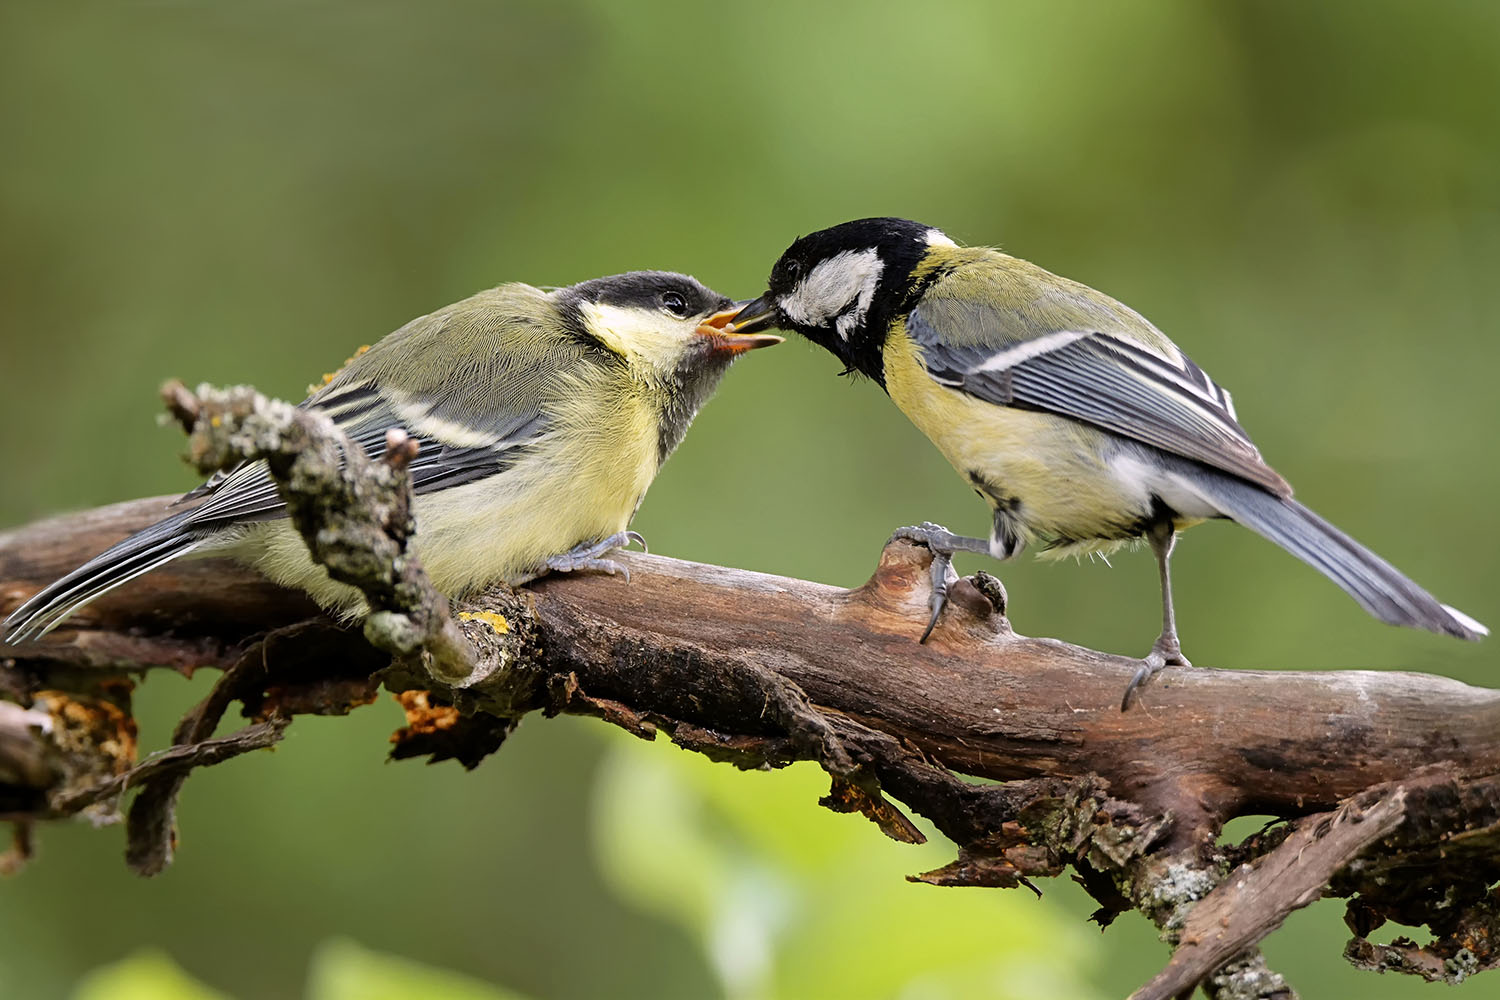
(542, 531), (647, 582)
(1122, 520), (1191, 709)
(889, 522), (991, 642)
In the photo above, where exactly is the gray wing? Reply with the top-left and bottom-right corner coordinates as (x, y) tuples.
(179, 380), (548, 529)
(176, 285), (579, 528)
(906, 298), (1290, 496)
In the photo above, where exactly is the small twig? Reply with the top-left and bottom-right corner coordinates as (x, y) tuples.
(174, 633), (279, 746)
(1344, 934), (1496, 984)
(62, 380), (486, 876)
(1131, 787), (1408, 1000)
(116, 629), (285, 875)
(0, 822), (34, 875)
(49, 718), (288, 818)
(160, 381), (476, 682)
(122, 719), (288, 876)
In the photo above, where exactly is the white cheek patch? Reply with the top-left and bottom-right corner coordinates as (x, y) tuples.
(777, 249), (884, 339)
(577, 301), (695, 372)
(834, 310), (861, 340)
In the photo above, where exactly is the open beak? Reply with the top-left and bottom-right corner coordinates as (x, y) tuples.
(695, 298), (785, 353)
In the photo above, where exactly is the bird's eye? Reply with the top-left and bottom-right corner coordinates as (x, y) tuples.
(785, 259), (801, 278)
(660, 291), (689, 317)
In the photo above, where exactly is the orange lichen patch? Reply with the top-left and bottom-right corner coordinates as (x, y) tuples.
(457, 610), (510, 634)
(307, 344), (373, 394)
(34, 688), (138, 774)
(387, 691), (512, 768)
(391, 690), (461, 742)
(821, 775), (926, 845)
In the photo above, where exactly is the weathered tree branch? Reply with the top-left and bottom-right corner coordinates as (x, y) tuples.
(1130, 785), (1408, 1000)
(2, 383), (1497, 998)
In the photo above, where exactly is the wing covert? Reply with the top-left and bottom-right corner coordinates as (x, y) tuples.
(180, 381), (548, 529)
(177, 286), (582, 529)
(906, 295), (1290, 496)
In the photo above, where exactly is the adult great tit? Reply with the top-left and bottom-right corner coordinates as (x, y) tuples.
(5, 271), (781, 642)
(727, 217), (1485, 701)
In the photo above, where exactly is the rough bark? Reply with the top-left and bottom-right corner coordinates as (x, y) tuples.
(2, 383), (1497, 998)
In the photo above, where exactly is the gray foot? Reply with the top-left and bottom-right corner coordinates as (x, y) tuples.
(890, 522), (988, 643)
(1121, 634), (1192, 711)
(544, 531), (646, 582)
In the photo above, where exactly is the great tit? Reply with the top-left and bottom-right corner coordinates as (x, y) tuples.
(727, 217), (1485, 699)
(5, 271), (781, 642)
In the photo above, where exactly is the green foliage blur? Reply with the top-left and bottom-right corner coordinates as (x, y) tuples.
(73, 940), (537, 1000)
(2, 2), (1496, 997)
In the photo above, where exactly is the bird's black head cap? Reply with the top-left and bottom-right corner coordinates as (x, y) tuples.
(559, 271), (732, 325)
(740, 218), (948, 384)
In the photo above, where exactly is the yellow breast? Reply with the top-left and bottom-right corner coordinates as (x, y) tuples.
(882, 325), (1154, 550)
(237, 366), (660, 614)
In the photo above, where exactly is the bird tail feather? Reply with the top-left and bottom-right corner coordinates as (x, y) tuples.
(1190, 471), (1486, 641)
(3, 512), (205, 643)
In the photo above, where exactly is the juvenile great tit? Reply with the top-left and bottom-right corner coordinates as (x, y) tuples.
(727, 217), (1485, 699)
(5, 271), (781, 641)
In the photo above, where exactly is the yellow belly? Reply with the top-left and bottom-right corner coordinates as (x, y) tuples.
(883, 329), (1154, 552)
(232, 377), (661, 614)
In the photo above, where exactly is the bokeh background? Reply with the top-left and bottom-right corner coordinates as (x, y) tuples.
(3, 2), (1497, 998)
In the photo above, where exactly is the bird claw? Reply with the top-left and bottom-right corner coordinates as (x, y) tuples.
(548, 556), (630, 582)
(890, 521), (964, 552)
(543, 531), (644, 582)
(890, 522), (988, 643)
(1121, 636), (1192, 711)
(919, 552), (961, 643)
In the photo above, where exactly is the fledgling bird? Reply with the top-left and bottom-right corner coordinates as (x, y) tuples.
(5, 271), (781, 642)
(727, 217), (1485, 702)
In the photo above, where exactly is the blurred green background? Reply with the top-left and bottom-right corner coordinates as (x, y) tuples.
(2, 1), (1496, 997)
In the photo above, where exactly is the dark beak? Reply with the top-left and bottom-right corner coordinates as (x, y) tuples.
(724, 295), (780, 335)
(695, 297), (785, 353)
